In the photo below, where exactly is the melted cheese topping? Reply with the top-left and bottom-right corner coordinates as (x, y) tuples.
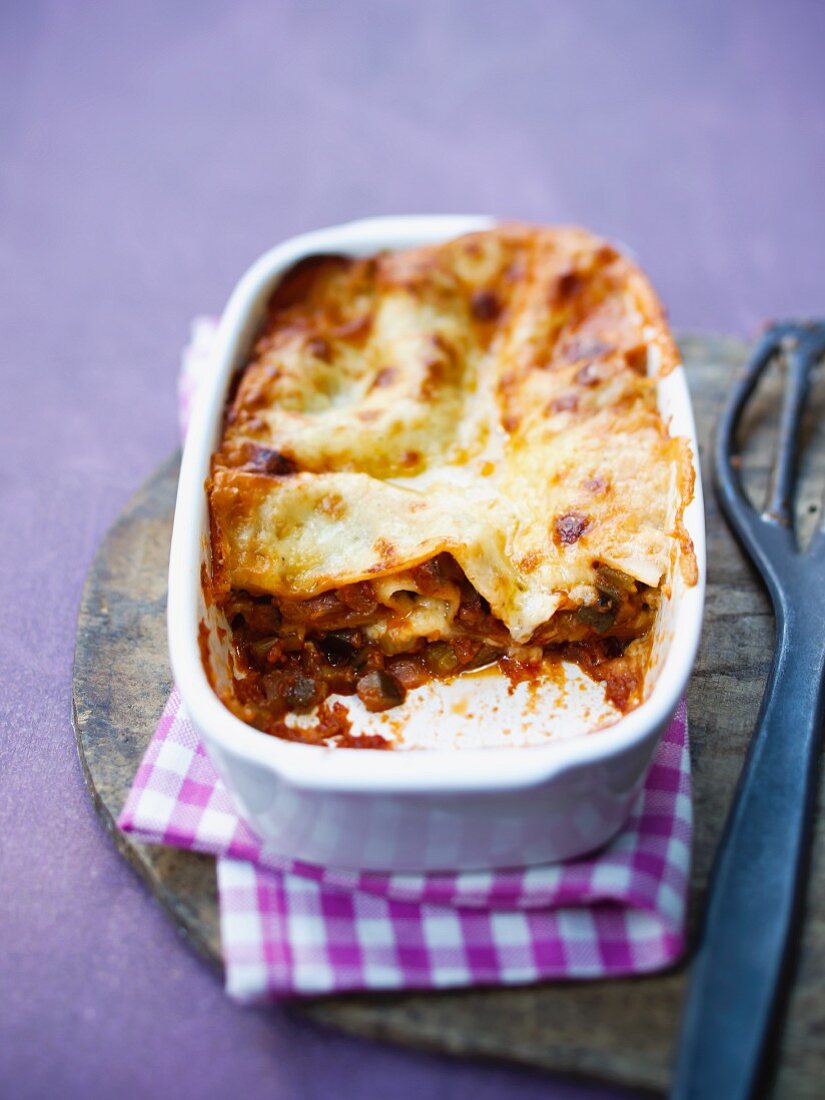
(209, 225), (696, 644)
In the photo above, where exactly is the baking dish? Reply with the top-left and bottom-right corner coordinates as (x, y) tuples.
(167, 215), (705, 871)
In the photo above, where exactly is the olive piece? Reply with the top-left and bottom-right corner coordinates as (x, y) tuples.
(356, 670), (406, 712)
(317, 631), (358, 666)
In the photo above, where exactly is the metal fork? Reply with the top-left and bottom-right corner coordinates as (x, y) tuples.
(670, 321), (825, 1100)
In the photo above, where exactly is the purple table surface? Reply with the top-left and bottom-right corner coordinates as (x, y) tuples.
(2, 2), (823, 1097)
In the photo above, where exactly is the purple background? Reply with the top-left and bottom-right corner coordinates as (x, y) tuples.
(2, 2), (823, 1097)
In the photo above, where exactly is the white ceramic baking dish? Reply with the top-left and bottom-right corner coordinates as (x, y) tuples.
(167, 215), (705, 872)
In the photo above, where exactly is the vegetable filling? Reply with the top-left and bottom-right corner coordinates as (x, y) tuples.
(218, 553), (658, 742)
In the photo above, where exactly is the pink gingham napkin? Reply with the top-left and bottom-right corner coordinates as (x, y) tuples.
(118, 319), (693, 1002)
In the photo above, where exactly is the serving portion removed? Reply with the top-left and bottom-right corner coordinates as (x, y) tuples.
(204, 224), (698, 749)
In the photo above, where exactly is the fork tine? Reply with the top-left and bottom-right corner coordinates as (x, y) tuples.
(788, 323), (825, 555)
(765, 339), (816, 529)
(807, 426), (825, 558)
(715, 331), (779, 515)
(717, 332), (776, 461)
(714, 329), (799, 577)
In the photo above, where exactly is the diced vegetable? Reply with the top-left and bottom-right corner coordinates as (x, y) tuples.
(356, 670), (407, 712)
(425, 642), (460, 676)
(576, 604), (617, 633)
(595, 564), (636, 602)
(386, 656), (430, 689)
(465, 643), (501, 669)
(285, 675), (326, 711)
(248, 636), (280, 662)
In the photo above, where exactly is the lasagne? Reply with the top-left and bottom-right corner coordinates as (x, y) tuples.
(206, 225), (697, 745)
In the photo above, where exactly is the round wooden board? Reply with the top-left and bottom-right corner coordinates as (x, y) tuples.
(73, 335), (825, 1097)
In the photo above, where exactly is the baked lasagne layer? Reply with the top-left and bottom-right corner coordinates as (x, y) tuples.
(207, 225), (697, 743)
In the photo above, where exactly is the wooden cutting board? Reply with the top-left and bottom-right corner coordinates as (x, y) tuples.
(72, 334), (825, 1097)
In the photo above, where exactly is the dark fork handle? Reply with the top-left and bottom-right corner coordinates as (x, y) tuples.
(670, 607), (825, 1099)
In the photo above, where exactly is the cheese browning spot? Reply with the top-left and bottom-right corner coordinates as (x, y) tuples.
(553, 512), (591, 546)
(372, 538), (399, 568)
(307, 337), (331, 362)
(519, 551), (543, 573)
(576, 362), (601, 386)
(471, 289), (502, 321)
(371, 366), (399, 389)
(548, 393), (579, 414)
(244, 446), (298, 476)
(583, 475), (607, 494)
(318, 494), (347, 519)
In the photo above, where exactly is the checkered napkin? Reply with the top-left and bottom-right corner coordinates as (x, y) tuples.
(117, 319), (693, 1002)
